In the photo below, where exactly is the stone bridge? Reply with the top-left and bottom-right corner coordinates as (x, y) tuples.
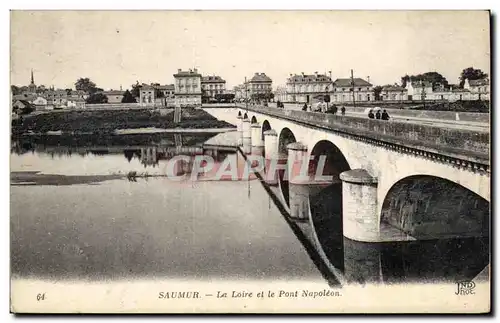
(203, 105), (490, 243)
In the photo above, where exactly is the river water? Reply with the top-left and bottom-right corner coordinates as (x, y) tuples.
(10, 133), (489, 286)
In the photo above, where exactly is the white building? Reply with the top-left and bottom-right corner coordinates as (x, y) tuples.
(331, 78), (374, 103)
(174, 68), (202, 106)
(380, 85), (407, 101)
(201, 75), (226, 99)
(464, 78), (490, 100)
(286, 72), (332, 103)
(139, 84), (156, 106)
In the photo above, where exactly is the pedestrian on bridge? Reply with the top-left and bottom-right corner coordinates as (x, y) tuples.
(302, 103), (308, 111)
(368, 109), (375, 119)
(375, 110), (381, 120)
(381, 109), (390, 121)
(341, 106), (346, 116)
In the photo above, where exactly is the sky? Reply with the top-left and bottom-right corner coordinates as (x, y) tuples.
(10, 10), (490, 90)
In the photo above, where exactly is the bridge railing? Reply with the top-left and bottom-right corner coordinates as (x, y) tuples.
(236, 104), (489, 165)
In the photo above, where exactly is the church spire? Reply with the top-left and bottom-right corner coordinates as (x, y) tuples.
(30, 69), (34, 85)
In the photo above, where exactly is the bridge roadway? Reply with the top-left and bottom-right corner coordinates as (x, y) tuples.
(266, 102), (489, 132)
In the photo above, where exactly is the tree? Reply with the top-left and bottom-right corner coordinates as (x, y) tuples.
(11, 85), (21, 95)
(75, 77), (97, 94)
(121, 90), (137, 103)
(131, 81), (141, 98)
(373, 86), (383, 101)
(86, 92), (108, 104)
(65, 88), (73, 95)
(401, 72), (449, 89)
(401, 75), (410, 88)
(459, 67), (488, 88)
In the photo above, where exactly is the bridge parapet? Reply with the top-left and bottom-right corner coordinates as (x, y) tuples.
(236, 104), (489, 168)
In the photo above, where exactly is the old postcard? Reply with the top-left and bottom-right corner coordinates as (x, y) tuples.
(9, 10), (491, 313)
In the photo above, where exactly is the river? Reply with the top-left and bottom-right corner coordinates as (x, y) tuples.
(10, 133), (489, 286)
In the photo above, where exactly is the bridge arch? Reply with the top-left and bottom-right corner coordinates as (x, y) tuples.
(307, 140), (351, 272)
(250, 115), (257, 124)
(380, 175), (490, 240)
(278, 127), (296, 155)
(261, 120), (271, 140)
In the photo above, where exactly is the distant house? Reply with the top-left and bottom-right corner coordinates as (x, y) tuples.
(32, 96), (48, 110)
(201, 76), (226, 98)
(248, 72), (273, 97)
(380, 85), (407, 101)
(464, 78), (490, 100)
(102, 90), (124, 104)
(45, 90), (68, 107)
(139, 84), (156, 106)
(331, 78), (373, 103)
(67, 97), (87, 109)
(13, 92), (37, 103)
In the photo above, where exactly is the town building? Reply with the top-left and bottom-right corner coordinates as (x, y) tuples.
(331, 78), (374, 103)
(67, 97), (87, 109)
(174, 68), (202, 106)
(286, 72), (332, 103)
(155, 84), (175, 98)
(139, 84), (156, 106)
(405, 81), (434, 101)
(45, 90), (68, 107)
(102, 90), (125, 104)
(248, 73), (272, 97)
(233, 84), (247, 102)
(32, 96), (48, 110)
(464, 78), (490, 100)
(380, 85), (407, 101)
(274, 85), (287, 103)
(201, 75), (226, 98)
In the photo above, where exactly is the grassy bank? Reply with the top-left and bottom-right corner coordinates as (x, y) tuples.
(11, 108), (235, 134)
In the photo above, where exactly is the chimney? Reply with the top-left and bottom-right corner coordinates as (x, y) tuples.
(194, 68), (198, 73)
(367, 76), (370, 83)
(315, 71), (318, 76)
(301, 72), (305, 76)
(189, 69), (192, 72)
(255, 72), (259, 76)
(177, 69), (181, 73)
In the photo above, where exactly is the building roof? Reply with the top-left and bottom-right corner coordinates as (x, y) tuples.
(102, 90), (124, 96)
(249, 73), (272, 83)
(141, 84), (155, 90)
(409, 80), (433, 88)
(288, 73), (332, 83)
(174, 69), (202, 77)
(469, 78), (489, 86)
(333, 78), (372, 87)
(13, 93), (37, 101)
(382, 85), (406, 91)
(14, 99), (34, 107)
(202, 76), (226, 83)
(155, 84), (175, 90)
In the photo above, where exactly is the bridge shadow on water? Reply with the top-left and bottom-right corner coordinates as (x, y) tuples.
(260, 169), (489, 287)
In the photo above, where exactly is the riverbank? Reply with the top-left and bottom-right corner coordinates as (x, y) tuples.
(11, 108), (235, 135)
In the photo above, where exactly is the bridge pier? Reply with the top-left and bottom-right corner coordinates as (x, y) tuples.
(287, 142), (310, 220)
(340, 169), (379, 242)
(251, 123), (264, 155)
(242, 118), (252, 154)
(263, 129), (278, 185)
(236, 113), (243, 146)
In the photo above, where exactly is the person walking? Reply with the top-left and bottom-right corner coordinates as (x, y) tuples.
(341, 106), (346, 116)
(332, 105), (338, 115)
(368, 109), (375, 119)
(302, 103), (308, 111)
(381, 109), (390, 120)
(375, 110), (381, 120)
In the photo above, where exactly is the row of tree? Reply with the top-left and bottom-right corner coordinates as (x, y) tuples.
(400, 67), (488, 89)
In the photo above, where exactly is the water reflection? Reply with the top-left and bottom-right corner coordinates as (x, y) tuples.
(307, 183), (489, 285)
